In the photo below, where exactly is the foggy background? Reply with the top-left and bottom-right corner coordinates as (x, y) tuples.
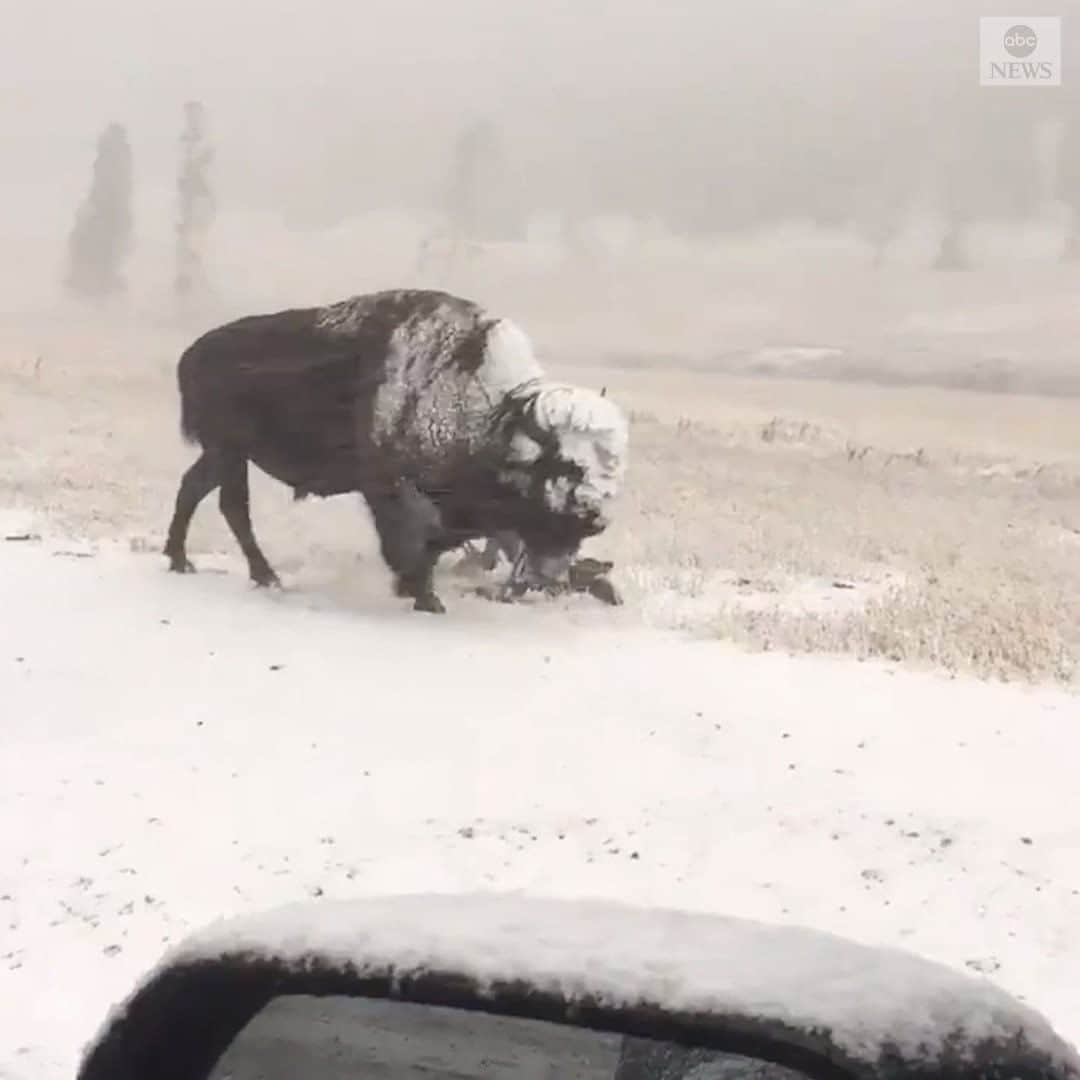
(3, 0), (1080, 387)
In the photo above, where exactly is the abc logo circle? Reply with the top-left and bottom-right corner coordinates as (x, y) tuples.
(1003, 24), (1038, 58)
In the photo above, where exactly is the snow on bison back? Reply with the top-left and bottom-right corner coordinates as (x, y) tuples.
(163, 288), (628, 613)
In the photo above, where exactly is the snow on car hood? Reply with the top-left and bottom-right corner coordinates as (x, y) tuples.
(91, 892), (1080, 1074)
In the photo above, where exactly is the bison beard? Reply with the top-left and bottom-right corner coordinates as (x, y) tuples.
(163, 289), (628, 613)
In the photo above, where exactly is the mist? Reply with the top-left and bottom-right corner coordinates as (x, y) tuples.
(9, 12), (1080, 1074)
(3, 0), (1080, 386)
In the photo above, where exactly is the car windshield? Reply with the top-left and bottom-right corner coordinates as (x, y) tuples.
(9, 7), (1080, 1080)
(208, 995), (811, 1080)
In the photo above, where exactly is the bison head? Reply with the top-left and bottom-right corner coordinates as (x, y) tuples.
(493, 380), (628, 577)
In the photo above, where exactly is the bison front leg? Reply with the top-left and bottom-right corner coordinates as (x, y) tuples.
(369, 483), (446, 614)
(218, 453), (280, 588)
(396, 556), (445, 614)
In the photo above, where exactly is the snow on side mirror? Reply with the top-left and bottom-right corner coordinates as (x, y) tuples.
(75, 894), (1080, 1080)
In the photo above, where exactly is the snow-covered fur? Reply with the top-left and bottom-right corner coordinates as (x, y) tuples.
(517, 381), (628, 517)
(319, 295), (544, 460)
(166, 288), (628, 613)
(316, 290), (628, 536)
(492, 378), (628, 531)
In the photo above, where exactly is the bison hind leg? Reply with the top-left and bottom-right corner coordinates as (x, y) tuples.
(218, 452), (280, 587)
(164, 450), (222, 574)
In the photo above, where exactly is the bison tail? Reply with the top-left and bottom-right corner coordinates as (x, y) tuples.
(178, 387), (201, 445)
(179, 396), (199, 445)
(176, 349), (202, 446)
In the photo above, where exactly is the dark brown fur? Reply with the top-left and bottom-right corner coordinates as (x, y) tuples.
(164, 290), (605, 613)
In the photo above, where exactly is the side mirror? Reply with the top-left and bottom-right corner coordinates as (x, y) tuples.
(76, 894), (1080, 1080)
(203, 994), (816, 1080)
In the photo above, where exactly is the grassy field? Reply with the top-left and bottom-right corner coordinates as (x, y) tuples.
(2, 309), (1079, 686)
(574, 365), (1080, 685)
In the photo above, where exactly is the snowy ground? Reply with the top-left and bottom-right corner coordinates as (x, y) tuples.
(2, 521), (1079, 1078)
(4, 336), (1078, 684)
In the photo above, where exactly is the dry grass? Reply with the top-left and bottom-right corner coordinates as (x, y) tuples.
(579, 372), (1080, 685)
(3, 335), (1079, 686)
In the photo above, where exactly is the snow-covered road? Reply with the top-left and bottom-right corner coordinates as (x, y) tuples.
(1, 532), (1078, 1078)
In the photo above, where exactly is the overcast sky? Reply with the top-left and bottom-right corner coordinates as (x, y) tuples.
(4, 0), (1077, 230)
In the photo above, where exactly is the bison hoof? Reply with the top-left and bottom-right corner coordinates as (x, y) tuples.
(167, 556), (196, 574)
(413, 594), (446, 614)
(252, 568), (281, 589)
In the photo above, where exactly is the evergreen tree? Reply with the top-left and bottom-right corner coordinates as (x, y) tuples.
(175, 101), (216, 300)
(65, 123), (134, 300)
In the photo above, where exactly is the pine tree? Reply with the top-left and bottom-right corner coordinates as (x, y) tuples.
(64, 123), (134, 300)
(175, 101), (216, 301)
(1056, 119), (1080, 260)
(445, 119), (497, 242)
(416, 118), (500, 281)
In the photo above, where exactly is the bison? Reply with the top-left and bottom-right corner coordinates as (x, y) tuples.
(164, 288), (628, 613)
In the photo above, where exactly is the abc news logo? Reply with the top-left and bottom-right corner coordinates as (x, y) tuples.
(995, 24), (1052, 77)
(980, 17), (1062, 86)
